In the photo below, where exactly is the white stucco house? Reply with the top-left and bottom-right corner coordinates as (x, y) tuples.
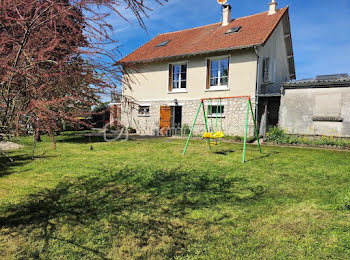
(117, 1), (295, 136)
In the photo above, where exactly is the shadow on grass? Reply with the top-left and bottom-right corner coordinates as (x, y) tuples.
(0, 167), (266, 258)
(244, 151), (280, 163)
(214, 149), (235, 155)
(0, 154), (56, 178)
(57, 135), (105, 144)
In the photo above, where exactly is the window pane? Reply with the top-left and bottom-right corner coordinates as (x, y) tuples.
(210, 105), (224, 115)
(211, 69), (219, 78)
(173, 65), (180, 74)
(211, 60), (219, 72)
(210, 60), (219, 80)
(172, 80), (179, 89)
(220, 58), (229, 71)
(221, 67), (228, 77)
(181, 72), (186, 80)
(173, 72), (179, 82)
(181, 81), (186, 89)
(181, 64), (187, 73)
(220, 76), (228, 85)
(210, 78), (218, 86)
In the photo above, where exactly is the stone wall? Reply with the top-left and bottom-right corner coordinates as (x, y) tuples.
(279, 87), (350, 137)
(121, 97), (257, 137)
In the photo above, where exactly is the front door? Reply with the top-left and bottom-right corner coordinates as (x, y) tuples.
(173, 106), (182, 129)
(160, 106), (171, 135)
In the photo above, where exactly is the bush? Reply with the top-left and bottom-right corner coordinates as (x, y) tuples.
(181, 124), (190, 135)
(265, 127), (347, 148)
(128, 127), (137, 134)
(265, 127), (290, 143)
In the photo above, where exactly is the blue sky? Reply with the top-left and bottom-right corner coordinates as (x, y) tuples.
(108, 0), (350, 80)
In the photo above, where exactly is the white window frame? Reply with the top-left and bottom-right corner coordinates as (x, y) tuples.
(207, 104), (225, 118)
(169, 61), (188, 93)
(207, 56), (230, 91)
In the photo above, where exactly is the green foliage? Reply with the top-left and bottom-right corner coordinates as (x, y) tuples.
(266, 127), (348, 147)
(128, 127), (136, 133)
(0, 134), (349, 259)
(265, 127), (290, 143)
(181, 124), (191, 135)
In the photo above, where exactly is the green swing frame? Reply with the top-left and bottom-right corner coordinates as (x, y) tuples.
(182, 96), (262, 163)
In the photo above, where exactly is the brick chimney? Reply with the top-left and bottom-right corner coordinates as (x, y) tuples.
(268, 0), (277, 15)
(222, 4), (232, 26)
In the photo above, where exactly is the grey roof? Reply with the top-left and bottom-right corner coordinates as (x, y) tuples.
(282, 74), (350, 89)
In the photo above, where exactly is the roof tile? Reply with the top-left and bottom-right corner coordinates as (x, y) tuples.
(120, 7), (289, 63)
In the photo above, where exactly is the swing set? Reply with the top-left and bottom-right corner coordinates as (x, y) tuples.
(182, 96), (262, 163)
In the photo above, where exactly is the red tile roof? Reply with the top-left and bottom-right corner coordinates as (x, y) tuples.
(120, 7), (289, 64)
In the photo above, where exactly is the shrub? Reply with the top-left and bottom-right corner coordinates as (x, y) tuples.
(128, 127), (137, 134)
(265, 127), (290, 144)
(181, 124), (190, 135)
(265, 127), (347, 148)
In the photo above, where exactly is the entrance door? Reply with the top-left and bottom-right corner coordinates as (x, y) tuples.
(160, 106), (171, 135)
(173, 106), (182, 129)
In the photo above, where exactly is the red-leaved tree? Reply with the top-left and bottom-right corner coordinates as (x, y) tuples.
(0, 0), (164, 151)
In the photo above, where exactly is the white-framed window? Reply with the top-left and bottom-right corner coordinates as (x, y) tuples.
(138, 106), (150, 116)
(208, 105), (225, 118)
(208, 57), (229, 90)
(262, 57), (276, 84)
(169, 63), (187, 92)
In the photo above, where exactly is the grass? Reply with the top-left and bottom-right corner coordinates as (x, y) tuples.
(0, 132), (349, 259)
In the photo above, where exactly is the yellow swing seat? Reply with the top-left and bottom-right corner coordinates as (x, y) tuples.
(202, 132), (213, 139)
(214, 131), (224, 139)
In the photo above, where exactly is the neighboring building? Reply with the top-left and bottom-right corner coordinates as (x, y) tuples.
(280, 74), (350, 137)
(110, 93), (122, 128)
(119, 1), (295, 136)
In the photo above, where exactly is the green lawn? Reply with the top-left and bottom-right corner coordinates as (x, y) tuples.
(0, 133), (349, 259)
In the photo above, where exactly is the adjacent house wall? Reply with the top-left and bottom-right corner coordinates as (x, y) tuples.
(279, 87), (350, 137)
(258, 16), (291, 94)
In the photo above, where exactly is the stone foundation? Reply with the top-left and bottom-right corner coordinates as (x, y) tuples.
(121, 98), (257, 137)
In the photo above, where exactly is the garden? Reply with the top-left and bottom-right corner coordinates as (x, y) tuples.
(0, 133), (349, 259)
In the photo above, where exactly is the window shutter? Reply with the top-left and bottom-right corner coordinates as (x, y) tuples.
(263, 57), (270, 83)
(206, 59), (210, 89)
(168, 64), (173, 91)
(273, 59), (276, 82)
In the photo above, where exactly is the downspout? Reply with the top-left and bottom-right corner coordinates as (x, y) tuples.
(254, 46), (260, 131)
